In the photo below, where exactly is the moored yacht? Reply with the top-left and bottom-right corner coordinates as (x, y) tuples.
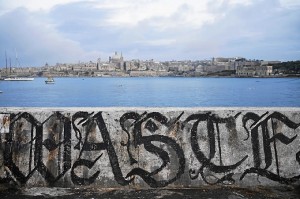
(4, 77), (34, 81)
(45, 77), (55, 84)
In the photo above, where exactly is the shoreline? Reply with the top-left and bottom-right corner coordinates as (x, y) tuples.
(1, 74), (300, 79)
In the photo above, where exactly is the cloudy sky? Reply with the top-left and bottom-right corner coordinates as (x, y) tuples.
(0, 0), (299, 67)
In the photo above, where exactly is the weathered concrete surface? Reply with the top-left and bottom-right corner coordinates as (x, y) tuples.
(0, 107), (299, 190)
(0, 185), (299, 199)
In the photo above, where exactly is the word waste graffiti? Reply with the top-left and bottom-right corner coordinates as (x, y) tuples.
(0, 109), (299, 188)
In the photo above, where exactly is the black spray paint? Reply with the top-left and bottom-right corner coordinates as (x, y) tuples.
(0, 111), (299, 187)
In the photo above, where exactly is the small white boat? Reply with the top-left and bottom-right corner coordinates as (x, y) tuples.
(45, 77), (55, 84)
(4, 77), (34, 81)
(0, 91), (3, 93)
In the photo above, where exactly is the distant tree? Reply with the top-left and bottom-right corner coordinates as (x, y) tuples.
(273, 61), (300, 74)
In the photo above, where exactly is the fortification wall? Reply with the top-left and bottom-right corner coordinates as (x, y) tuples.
(0, 108), (299, 188)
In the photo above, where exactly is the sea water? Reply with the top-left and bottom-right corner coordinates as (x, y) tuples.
(0, 77), (299, 107)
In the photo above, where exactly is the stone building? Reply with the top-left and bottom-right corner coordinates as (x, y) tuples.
(236, 66), (256, 76)
(256, 65), (273, 76)
(109, 52), (124, 70)
(236, 65), (273, 77)
(212, 57), (236, 70)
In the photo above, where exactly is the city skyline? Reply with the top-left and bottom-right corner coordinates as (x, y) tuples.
(0, 0), (300, 67)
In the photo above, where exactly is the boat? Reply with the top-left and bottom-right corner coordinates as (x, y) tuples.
(4, 77), (34, 81)
(45, 77), (55, 84)
(2, 50), (35, 81)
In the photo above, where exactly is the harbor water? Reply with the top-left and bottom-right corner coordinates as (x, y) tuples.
(0, 77), (299, 107)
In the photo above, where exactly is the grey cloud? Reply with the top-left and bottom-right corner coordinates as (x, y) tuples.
(175, 0), (300, 60)
(0, 7), (96, 66)
(1, 0), (299, 67)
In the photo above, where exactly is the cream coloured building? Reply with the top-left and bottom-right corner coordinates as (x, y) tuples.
(237, 65), (273, 77)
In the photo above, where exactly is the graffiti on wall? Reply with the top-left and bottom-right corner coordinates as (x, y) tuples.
(0, 111), (299, 187)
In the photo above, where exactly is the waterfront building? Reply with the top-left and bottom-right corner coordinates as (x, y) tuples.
(256, 65), (273, 76)
(236, 65), (273, 77)
(236, 66), (256, 76)
(0, 54), (283, 78)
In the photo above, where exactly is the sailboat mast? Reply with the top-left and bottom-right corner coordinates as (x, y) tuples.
(5, 51), (7, 68)
(5, 51), (8, 75)
(15, 48), (20, 67)
(9, 57), (11, 75)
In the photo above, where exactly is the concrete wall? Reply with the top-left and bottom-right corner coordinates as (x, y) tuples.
(0, 108), (299, 188)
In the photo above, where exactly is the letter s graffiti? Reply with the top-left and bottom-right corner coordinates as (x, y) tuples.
(120, 112), (185, 188)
